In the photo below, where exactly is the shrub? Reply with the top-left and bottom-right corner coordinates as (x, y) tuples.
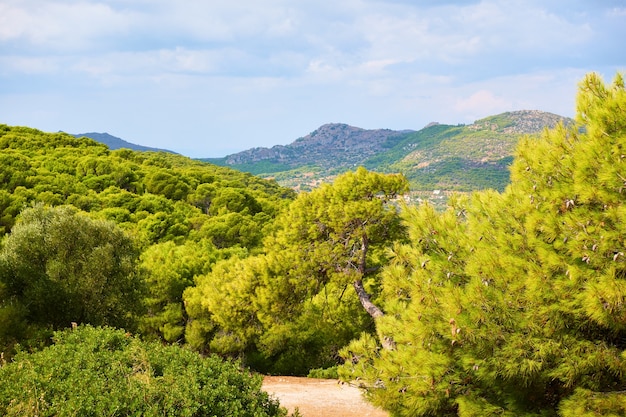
(0, 326), (287, 417)
(307, 366), (339, 379)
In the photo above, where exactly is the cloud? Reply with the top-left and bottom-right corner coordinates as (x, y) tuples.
(0, 0), (623, 157)
(454, 90), (512, 115)
(0, 55), (62, 75)
(608, 7), (626, 17)
(0, 0), (137, 52)
(0, 0), (609, 83)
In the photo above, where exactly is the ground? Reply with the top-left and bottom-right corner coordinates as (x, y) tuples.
(262, 376), (389, 417)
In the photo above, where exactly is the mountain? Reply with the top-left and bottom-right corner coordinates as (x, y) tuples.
(374, 110), (572, 192)
(204, 110), (572, 192)
(212, 124), (414, 170)
(72, 132), (176, 154)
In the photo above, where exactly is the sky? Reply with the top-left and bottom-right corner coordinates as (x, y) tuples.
(1, 1), (625, 158)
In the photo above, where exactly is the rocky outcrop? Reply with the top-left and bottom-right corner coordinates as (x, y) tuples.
(223, 123), (413, 168)
(468, 110), (572, 134)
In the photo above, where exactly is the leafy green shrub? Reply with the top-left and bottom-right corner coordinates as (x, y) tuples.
(0, 326), (287, 417)
(307, 366), (339, 379)
(0, 204), (144, 333)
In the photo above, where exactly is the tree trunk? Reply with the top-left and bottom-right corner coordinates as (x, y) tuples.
(353, 279), (384, 318)
(352, 232), (395, 350)
(352, 279), (396, 351)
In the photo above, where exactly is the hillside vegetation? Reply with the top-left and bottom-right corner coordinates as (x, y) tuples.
(0, 127), (296, 415)
(0, 72), (625, 417)
(205, 110), (571, 192)
(0, 125), (292, 242)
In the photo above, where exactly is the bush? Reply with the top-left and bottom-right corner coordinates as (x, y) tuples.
(0, 326), (287, 417)
(307, 366), (339, 379)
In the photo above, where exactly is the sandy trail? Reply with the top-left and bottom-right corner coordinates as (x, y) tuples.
(262, 376), (389, 417)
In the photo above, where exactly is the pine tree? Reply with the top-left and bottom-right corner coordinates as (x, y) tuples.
(185, 167), (409, 374)
(340, 72), (626, 416)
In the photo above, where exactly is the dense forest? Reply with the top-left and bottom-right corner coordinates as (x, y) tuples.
(0, 72), (625, 416)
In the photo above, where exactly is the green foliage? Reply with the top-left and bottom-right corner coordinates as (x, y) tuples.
(209, 187), (262, 216)
(0, 326), (287, 417)
(199, 212), (265, 249)
(272, 167), (408, 285)
(185, 167), (409, 375)
(139, 239), (242, 343)
(144, 170), (191, 201)
(0, 124), (293, 245)
(0, 205), (143, 331)
(307, 366), (339, 379)
(0, 125), (293, 355)
(340, 73), (626, 416)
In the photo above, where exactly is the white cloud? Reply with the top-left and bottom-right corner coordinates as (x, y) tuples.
(454, 90), (512, 115)
(0, 55), (63, 75)
(0, 0), (136, 51)
(608, 7), (626, 17)
(0, 0), (623, 157)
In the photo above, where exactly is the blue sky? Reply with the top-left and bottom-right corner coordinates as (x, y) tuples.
(1, 0), (624, 158)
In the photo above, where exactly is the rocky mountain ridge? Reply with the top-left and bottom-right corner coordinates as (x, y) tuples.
(466, 110), (568, 134)
(205, 110), (572, 192)
(222, 124), (413, 168)
(74, 110), (572, 194)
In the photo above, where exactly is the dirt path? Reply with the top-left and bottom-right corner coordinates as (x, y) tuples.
(262, 376), (389, 417)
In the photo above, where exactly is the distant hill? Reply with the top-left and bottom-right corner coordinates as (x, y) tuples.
(203, 110), (572, 192)
(73, 132), (176, 154)
(209, 124), (414, 171)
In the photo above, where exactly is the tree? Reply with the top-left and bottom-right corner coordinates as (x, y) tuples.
(139, 239), (243, 343)
(269, 167), (408, 323)
(208, 188), (262, 216)
(185, 167), (409, 374)
(144, 171), (191, 201)
(188, 183), (217, 214)
(339, 73), (626, 416)
(199, 212), (264, 248)
(0, 204), (144, 342)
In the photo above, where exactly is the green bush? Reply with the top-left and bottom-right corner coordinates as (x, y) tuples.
(307, 366), (339, 379)
(0, 326), (287, 417)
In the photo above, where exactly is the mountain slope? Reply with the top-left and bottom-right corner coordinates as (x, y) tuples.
(73, 132), (176, 154)
(205, 124), (413, 175)
(205, 110), (572, 192)
(0, 124), (293, 242)
(374, 110), (571, 191)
